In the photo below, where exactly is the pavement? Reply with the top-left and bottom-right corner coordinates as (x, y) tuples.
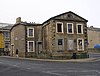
(0, 56), (100, 62)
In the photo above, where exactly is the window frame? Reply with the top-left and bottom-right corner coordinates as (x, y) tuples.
(58, 39), (63, 45)
(27, 27), (34, 37)
(76, 24), (83, 34)
(56, 22), (63, 33)
(27, 41), (35, 52)
(77, 38), (84, 51)
(67, 23), (74, 34)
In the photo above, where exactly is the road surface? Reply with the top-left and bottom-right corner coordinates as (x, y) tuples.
(0, 54), (100, 76)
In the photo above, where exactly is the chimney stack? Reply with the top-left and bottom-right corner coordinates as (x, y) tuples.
(16, 17), (21, 23)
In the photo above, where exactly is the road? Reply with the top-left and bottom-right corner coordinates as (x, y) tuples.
(89, 52), (100, 58)
(0, 54), (100, 76)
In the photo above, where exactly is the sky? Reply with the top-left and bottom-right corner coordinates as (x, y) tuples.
(0, 0), (100, 27)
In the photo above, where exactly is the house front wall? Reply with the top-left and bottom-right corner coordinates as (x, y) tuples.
(25, 25), (43, 57)
(11, 25), (26, 57)
(88, 28), (100, 49)
(0, 32), (4, 53)
(43, 19), (88, 57)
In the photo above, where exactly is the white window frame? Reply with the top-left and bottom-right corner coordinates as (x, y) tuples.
(67, 23), (74, 34)
(76, 24), (83, 34)
(27, 41), (35, 52)
(77, 38), (84, 51)
(56, 22), (63, 33)
(27, 27), (34, 37)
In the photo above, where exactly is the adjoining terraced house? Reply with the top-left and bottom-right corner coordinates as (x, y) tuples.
(10, 17), (42, 57)
(0, 23), (12, 55)
(10, 11), (89, 59)
(87, 26), (100, 52)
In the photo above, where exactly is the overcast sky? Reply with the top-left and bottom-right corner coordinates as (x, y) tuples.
(0, 0), (100, 27)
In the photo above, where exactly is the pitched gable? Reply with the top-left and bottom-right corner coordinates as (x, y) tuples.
(53, 11), (88, 22)
(43, 11), (88, 25)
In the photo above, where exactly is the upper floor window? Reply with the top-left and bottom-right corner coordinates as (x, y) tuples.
(56, 22), (63, 33)
(5, 32), (9, 37)
(27, 27), (34, 37)
(4, 32), (10, 40)
(67, 23), (74, 34)
(77, 24), (83, 34)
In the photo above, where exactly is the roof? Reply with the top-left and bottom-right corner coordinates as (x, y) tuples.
(10, 22), (42, 31)
(2, 25), (13, 30)
(0, 23), (13, 27)
(88, 26), (100, 32)
(43, 11), (88, 25)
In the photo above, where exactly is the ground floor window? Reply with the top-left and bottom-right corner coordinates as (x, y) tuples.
(77, 38), (84, 50)
(67, 40), (74, 51)
(27, 41), (35, 52)
(57, 39), (64, 52)
(58, 39), (63, 45)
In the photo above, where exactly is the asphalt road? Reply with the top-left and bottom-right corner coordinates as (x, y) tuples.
(89, 52), (100, 58)
(0, 54), (100, 76)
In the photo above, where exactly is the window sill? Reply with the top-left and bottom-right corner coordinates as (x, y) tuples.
(27, 51), (35, 52)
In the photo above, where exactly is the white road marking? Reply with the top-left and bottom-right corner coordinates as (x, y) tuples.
(43, 71), (67, 76)
(12, 64), (20, 67)
(27, 68), (31, 69)
(43, 70), (100, 76)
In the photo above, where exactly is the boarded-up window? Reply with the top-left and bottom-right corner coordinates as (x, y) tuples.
(67, 40), (74, 50)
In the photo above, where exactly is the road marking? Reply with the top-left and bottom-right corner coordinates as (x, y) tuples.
(43, 71), (67, 76)
(27, 68), (31, 69)
(12, 64), (20, 67)
(43, 70), (100, 76)
(95, 70), (100, 74)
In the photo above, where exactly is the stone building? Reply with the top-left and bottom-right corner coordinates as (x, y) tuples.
(11, 11), (88, 58)
(87, 26), (100, 50)
(10, 17), (42, 57)
(42, 11), (88, 58)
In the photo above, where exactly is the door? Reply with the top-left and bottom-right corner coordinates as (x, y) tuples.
(38, 42), (42, 53)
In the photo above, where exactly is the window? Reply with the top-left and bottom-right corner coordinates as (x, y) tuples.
(27, 28), (34, 37)
(77, 24), (83, 34)
(67, 23), (74, 34)
(5, 32), (9, 38)
(56, 22), (63, 33)
(4, 32), (10, 40)
(67, 40), (74, 50)
(27, 41), (35, 52)
(58, 39), (63, 45)
(77, 38), (84, 50)
(57, 39), (64, 51)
